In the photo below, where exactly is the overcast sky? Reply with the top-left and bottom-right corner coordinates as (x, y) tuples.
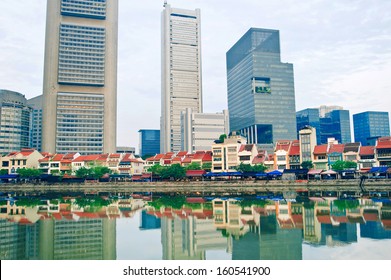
(1, 0), (390, 151)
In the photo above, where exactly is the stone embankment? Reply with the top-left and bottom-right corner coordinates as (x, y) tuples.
(0, 179), (390, 193)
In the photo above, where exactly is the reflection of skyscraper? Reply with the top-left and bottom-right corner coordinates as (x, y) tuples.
(161, 212), (226, 260)
(140, 210), (161, 230)
(38, 218), (116, 260)
(42, 0), (118, 154)
(0, 219), (27, 260)
(361, 221), (391, 239)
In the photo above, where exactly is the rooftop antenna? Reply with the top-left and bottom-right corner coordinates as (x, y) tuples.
(163, 1), (167, 7)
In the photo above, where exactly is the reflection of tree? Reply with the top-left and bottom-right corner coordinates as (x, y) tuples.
(240, 200), (270, 209)
(148, 196), (186, 210)
(333, 200), (359, 210)
(303, 201), (315, 209)
(73, 197), (114, 212)
(15, 198), (43, 207)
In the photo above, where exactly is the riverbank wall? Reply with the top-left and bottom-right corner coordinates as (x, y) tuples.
(1, 179), (390, 193)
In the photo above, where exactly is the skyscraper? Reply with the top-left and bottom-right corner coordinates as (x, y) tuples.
(320, 110), (351, 144)
(353, 111), (390, 145)
(226, 28), (296, 145)
(42, 0), (118, 154)
(138, 129), (160, 157)
(161, 4), (202, 153)
(0, 90), (32, 154)
(27, 95), (43, 152)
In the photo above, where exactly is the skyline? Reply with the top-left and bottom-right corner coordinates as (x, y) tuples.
(1, 0), (391, 151)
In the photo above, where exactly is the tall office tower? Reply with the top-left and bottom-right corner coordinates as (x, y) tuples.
(42, 0), (118, 154)
(320, 110), (351, 144)
(353, 111), (390, 145)
(0, 90), (32, 154)
(227, 28), (297, 145)
(181, 109), (229, 153)
(161, 4), (202, 153)
(138, 129), (160, 157)
(27, 95), (43, 152)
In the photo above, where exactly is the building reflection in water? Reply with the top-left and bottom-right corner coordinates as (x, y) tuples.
(1, 193), (391, 260)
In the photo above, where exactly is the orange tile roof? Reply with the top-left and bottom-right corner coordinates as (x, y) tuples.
(314, 145), (328, 154)
(154, 154), (164, 160)
(51, 154), (65, 161)
(328, 144), (345, 154)
(73, 155), (101, 162)
(359, 146), (375, 156)
(275, 141), (291, 152)
(239, 144), (254, 152)
(202, 152), (212, 162)
(376, 137), (391, 149)
(182, 157), (192, 163)
(289, 140), (300, 155)
(252, 154), (265, 164)
(193, 152), (206, 160)
(63, 153), (77, 160)
(163, 152), (175, 159)
(172, 156), (182, 162)
(109, 153), (121, 158)
(176, 151), (188, 157)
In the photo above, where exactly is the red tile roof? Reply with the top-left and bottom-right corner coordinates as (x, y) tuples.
(176, 151), (188, 157)
(39, 156), (50, 162)
(193, 152), (206, 160)
(182, 157), (192, 163)
(359, 146), (375, 156)
(154, 154), (164, 160)
(63, 153), (77, 160)
(252, 154), (265, 164)
(239, 144), (254, 153)
(202, 152), (212, 162)
(275, 141), (291, 152)
(51, 154), (65, 161)
(328, 144), (345, 154)
(163, 152), (175, 159)
(376, 137), (391, 149)
(172, 156), (182, 162)
(289, 140), (300, 155)
(314, 145), (328, 155)
(73, 155), (101, 162)
(109, 153), (121, 158)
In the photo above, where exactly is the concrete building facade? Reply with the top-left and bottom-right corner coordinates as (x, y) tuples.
(181, 108), (229, 153)
(161, 4), (202, 153)
(42, 0), (118, 155)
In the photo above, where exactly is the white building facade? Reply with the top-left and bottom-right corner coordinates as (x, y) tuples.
(181, 108), (229, 153)
(42, 0), (118, 154)
(161, 4), (203, 153)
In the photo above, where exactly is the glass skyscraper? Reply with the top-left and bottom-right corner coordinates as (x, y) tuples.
(42, 0), (118, 154)
(296, 108), (321, 144)
(27, 95), (43, 152)
(226, 28), (296, 144)
(138, 129), (160, 157)
(353, 111), (390, 145)
(161, 4), (202, 153)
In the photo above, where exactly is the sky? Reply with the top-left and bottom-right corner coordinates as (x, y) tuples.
(1, 0), (391, 152)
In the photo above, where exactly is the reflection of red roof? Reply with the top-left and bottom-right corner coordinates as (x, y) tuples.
(289, 140), (300, 156)
(314, 145), (328, 155)
(363, 212), (379, 221)
(18, 217), (33, 224)
(328, 144), (345, 154)
(186, 197), (206, 203)
(381, 219), (391, 229)
(292, 214), (303, 228)
(317, 215), (332, 224)
(376, 137), (391, 149)
(52, 213), (63, 220)
(360, 146), (375, 156)
(332, 216), (348, 223)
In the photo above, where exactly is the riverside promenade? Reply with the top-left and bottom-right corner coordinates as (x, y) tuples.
(1, 179), (390, 194)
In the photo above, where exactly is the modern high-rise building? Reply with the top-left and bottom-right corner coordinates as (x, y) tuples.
(27, 95), (43, 152)
(138, 129), (160, 157)
(161, 4), (202, 153)
(296, 107), (351, 144)
(320, 110), (351, 144)
(226, 28), (297, 145)
(319, 105), (343, 118)
(0, 90), (32, 154)
(353, 111), (390, 145)
(42, 0), (118, 155)
(181, 109), (229, 153)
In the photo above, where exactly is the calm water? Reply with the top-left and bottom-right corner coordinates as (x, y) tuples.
(1, 190), (391, 260)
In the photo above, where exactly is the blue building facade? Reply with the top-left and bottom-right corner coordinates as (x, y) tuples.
(296, 108), (321, 144)
(138, 129), (160, 157)
(226, 28), (297, 144)
(353, 111), (390, 145)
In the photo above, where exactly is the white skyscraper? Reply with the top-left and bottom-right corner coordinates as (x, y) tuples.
(161, 4), (203, 153)
(42, 0), (118, 154)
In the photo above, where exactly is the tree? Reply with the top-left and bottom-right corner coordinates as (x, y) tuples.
(185, 162), (202, 170)
(148, 164), (163, 176)
(202, 162), (212, 172)
(0, 169), (8, 175)
(219, 134), (227, 143)
(236, 163), (253, 173)
(75, 167), (91, 178)
(160, 164), (185, 180)
(301, 160), (314, 170)
(16, 168), (42, 178)
(252, 164), (268, 173)
(331, 160), (345, 171)
(90, 166), (111, 179)
(344, 161), (358, 169)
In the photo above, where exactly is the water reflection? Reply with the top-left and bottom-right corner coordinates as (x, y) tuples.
(1, 191), (391, 260)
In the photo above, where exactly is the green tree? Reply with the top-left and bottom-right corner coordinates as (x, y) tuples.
(90, 166), (111, 179)
(331, 160), (345, 171)
(202, 162), (212, 172)
(160, 164), (185, 180)
(75, 167), (91, 178)
(185, 162), (202, 170)
(16, 168), (42, 178)
(148, 164), (163, 176)
(50, 169), (60, 175)
(219, 134), (227, 143)
(344, 161), (358, 169)
(301, 160), (314, 169)
(252, 164), (268, 173)
(236, 163), (253, 173)
(0, 169), (8, 175)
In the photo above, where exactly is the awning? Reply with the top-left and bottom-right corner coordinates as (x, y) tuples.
(186, 170), (206, 177)
(370, 166), (388, 173)
(267, 170), (283, 176)
(307, 169), (322, 175)
(132, 175), (142, 181)
(321, 170), (338, 175)
(0, 174), (19, 179)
